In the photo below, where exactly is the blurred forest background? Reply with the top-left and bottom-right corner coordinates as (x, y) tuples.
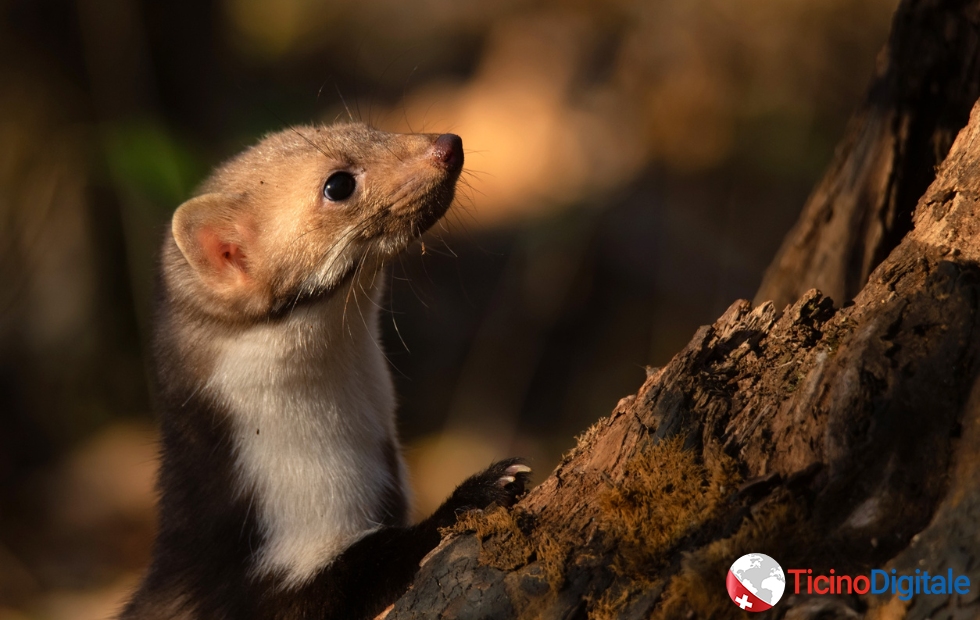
(0, 0), (899, 617)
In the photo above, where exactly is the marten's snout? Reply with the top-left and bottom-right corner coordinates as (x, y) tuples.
(430, 133), (463, 172)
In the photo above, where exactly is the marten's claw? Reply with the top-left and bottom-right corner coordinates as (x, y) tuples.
(444, 457), (532, 516)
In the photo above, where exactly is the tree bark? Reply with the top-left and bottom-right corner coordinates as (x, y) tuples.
(385, 2), (980, 618)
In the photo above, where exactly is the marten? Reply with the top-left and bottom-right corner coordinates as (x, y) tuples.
(120, 123), (531, 619)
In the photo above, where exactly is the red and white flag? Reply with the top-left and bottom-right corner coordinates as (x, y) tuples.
(726, 570), (773, 612)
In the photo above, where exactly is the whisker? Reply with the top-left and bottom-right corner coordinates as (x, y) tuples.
(336, 84), (355, 123)
(341, 257), (365, 336)
(398, 252), (429, 309)
(387, 269), (411, 354)
(402, 64), (420, 134)
(354, 275), (410, 379)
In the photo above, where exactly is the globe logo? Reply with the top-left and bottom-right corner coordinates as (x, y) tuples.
(726, 553), (786, 612)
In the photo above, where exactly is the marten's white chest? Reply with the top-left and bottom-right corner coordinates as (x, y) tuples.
(208, 300), (400, 586)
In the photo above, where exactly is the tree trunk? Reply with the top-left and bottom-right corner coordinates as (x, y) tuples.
(755, 0), (980, 311)
(385, 2), (980, 618)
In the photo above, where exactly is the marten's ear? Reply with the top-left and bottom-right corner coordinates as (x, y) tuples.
(172, 193), (256, 292)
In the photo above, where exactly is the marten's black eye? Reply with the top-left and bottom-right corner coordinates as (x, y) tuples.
(323, 172), (356, 201)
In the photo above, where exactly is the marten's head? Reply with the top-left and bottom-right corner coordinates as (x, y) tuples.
(164, 123), (462, 321)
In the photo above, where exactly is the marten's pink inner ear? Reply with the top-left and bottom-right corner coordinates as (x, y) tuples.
(172, 193), (254, 290)
(196, 227), (248, 274)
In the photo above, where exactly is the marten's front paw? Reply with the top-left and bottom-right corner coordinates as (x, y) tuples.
(448, 458), (532, 515)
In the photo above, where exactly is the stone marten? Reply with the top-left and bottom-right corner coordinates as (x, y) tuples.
(120, 124), (530, 619)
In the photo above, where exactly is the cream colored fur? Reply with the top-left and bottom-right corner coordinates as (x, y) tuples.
(208, 277), (405, 587)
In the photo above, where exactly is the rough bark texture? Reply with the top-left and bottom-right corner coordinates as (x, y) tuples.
(385, 105), (980, 620)
(384, 2), (980, 618)
(755, 0), (980, 310)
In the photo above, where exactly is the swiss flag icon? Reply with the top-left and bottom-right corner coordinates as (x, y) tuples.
(726, 571), (773, 612)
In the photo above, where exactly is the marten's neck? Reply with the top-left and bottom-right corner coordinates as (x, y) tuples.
(153, 274), (406, 587)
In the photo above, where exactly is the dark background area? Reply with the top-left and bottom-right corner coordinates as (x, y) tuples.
(0, 0), (897, 616)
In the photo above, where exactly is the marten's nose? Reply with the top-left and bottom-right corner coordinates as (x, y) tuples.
(430, 134), (463, 171)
